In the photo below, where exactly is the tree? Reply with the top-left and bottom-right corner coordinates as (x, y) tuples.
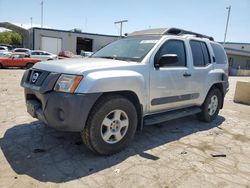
(0, 31), (22, 45)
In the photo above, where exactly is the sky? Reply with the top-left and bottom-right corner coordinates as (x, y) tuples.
(0, 0), (249, 43)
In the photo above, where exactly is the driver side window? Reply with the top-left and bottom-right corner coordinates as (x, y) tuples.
(155, 40), (186, 67)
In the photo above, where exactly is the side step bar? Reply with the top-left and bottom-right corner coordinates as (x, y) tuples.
(144, 107), (201, 126)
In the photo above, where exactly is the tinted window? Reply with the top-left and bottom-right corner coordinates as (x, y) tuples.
(201, 42), (210, 65)
(190, 41), (204, 66)
(15, 49), (25, 52)
(156, 40), (186, 66)
(12, 54), (23, 58)
(190, 40), (211, 66)
(31, 52), (38, 55)
(211, 43), (227, 64)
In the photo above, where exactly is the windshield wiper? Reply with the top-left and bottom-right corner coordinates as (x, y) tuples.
(92, 56), (139, 62)
(94, 56), (117, 60)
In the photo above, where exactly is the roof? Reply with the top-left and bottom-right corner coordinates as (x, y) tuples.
(224, 47), (250, 57)
(128, 28), (169, 36)
(31, 27), (119, 38)
(128, 27), (214, 41)
(221, 42), (250, 45)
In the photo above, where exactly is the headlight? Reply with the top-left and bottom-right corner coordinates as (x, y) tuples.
(54, 74), (83, 93)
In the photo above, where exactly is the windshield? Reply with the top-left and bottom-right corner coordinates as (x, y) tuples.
(92, 36), (160, 62)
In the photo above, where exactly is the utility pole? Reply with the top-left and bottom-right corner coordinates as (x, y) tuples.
(30, 17), (33, 28)
(41, 0), (44, 28)
(223, 5), (231, 45)
(114, 20), (128, 37)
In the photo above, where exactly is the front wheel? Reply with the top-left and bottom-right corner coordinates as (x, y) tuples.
(81, 94), (138, 155)
(198, 88), (222, 122)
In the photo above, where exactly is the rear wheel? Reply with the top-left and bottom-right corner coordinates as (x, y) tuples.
(198, 88), (222, 122)
(26, 63), (34, 69)
(0, 63), (2, 69)
(81, 94), (137, 155)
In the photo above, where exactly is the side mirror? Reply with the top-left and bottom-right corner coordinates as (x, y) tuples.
(155, 54), (178, 68)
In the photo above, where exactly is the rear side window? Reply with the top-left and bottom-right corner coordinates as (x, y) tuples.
(190, 40), (211, 66)
(211, 43), (227, 64)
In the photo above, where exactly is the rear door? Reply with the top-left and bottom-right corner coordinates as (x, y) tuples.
(188, 40), (213, 105)
(30, 51), (40, 60)
(41, 52), (51, 61)
(149, 39), (195, 113)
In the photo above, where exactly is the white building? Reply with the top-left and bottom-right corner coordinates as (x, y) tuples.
(222, 42), (250, 76)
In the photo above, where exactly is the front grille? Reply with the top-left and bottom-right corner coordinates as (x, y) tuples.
(27, 69), (50, 86)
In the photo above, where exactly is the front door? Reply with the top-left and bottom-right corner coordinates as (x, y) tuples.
(149, 39), (195, 113)
(10, 54), (25, 67)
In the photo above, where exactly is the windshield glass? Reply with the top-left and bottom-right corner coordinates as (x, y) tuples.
(92, 36), (160, 62)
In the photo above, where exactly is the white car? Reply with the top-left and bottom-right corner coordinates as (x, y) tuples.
(0, 46), (8, 53)
(13, 48), (31, 54)
(0, 52), (11, 57)
(30, 50), (57, 61)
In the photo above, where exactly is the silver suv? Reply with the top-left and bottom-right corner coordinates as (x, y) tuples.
(21, 28), (229, 155)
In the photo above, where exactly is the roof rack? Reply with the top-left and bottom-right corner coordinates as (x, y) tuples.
(128, 27), (214, 41)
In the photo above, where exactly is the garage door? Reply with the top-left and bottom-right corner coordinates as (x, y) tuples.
(41, 37), (62, 54)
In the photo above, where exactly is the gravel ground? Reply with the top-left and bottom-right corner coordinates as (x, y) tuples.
(0, 69), (249, 188)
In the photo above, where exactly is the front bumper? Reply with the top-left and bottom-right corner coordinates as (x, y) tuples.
(21, 69), (101, 132)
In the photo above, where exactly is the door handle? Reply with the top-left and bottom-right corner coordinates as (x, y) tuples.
(183, 73), (192, 77)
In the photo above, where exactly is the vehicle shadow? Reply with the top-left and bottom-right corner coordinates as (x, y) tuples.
(0, 115), (225, 183)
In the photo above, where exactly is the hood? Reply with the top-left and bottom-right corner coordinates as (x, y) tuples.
(33, 57), (139, 74)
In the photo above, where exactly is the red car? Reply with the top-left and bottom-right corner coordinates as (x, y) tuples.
(0, 53), (41, 69)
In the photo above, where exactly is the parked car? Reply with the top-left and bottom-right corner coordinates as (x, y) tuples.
(30, 50), (57, 61)
(80, 50), (93, 57)
(58, 51), (75, 58)
(0, 52), (11, 57)
(0, 46), (8, 53)
(0, 44), (14, 51)
(13, 48), (31, 54)
(21, 27), (229, 155)
(0, 53), (41, 69)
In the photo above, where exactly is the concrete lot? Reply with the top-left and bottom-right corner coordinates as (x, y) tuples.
(0, 69), (249, 188)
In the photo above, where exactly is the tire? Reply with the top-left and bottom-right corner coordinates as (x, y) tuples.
(198, 88), (222, 122)
(26, 63), (34, 69)
(81, 94), (138, 155)
(0, 63), (2, 69)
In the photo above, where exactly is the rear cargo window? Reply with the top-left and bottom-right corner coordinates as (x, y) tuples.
(211, 43), (228, 64)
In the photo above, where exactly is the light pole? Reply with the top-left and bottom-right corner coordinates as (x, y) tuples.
(114, 20), (128, 37)
(30, 17), (33, 28)
(41, 0), (44, 28)
(223, 5), (231, 45)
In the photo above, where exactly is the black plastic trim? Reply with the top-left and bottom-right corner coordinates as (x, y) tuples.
(151, 93), (200, 106)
